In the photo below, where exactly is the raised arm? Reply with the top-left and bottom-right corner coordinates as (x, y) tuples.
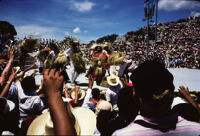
(178, 86), (200, 123)
(74, 86), (80, 105)
(0, 68), (17, 97)
(0, 46), (14, 87)
(43, 69), (76, 135)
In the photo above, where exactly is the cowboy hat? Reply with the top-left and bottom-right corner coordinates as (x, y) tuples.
(71, 89), (86, 100)
(27, 104), (96, 135)
(90, 43), (101, 50)
(95, 100), (113, 115)
(115, 66), (120, 71)
(107, 74), (121, 86)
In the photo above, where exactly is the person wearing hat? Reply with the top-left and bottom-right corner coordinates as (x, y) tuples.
(113, 60), (200, 135)
(86, 43), (109, 85)
(82, 75), (104, 112)
(63, 85), (86, 107)
(64, 39), (83, 85)
(27, 69), (96, 135)
(105, 73), (123, 110)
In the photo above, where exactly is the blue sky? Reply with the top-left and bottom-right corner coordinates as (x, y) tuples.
(0, 0), (200, 43)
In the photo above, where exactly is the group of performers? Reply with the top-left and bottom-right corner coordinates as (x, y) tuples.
(34, 38), (133, 86)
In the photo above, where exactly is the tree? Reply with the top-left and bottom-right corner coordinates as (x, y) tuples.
(0, 21), (17, 42)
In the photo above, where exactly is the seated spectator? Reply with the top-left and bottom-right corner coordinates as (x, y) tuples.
(63, 85), (85, 107)
(18, 76), (44, 127)
(27, 69), (96, 135)
(97, 87), (139, 136)
(82, 76), (104, 112)
(106, 74), (123, 109)
(113, 60), (200, 135)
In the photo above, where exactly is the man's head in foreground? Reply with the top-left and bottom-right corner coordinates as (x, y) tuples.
(130, 60), (175, 117)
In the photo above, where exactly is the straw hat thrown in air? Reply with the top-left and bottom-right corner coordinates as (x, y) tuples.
(27, 103), (96, 135)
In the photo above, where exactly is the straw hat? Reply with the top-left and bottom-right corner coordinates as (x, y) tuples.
(108, 52), (126, 65)
(71, 89), (86, 100)
(107, 74), (120, 86)
(95, 100), (113, 115)
(54, 52), (67, 64)
(115, 66), (120, 71)
(101, 42), (111, 49)
(72, 39), (80, 44)
(27, 104), (96, 135)
(90, 43), (101, 50)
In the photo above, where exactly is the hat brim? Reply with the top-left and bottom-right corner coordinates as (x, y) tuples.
(107, 76), (121, 86)
(27, 107), (96, 135)
(71, 89), (86, 100)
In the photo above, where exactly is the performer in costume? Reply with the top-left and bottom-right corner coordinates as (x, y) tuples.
(86, 43), (109, 85)
(64, 39), (86, 85)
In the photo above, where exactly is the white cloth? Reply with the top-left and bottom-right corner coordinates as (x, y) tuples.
(82, 88), (96, 111)
(16, 81), (44, 127)
(105, 84), (122, 109)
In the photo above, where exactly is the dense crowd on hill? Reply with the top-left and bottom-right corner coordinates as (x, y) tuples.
(112, 16), (200, 69)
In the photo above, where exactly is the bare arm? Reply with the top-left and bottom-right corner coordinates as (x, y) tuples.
(0, 47), (14, 87)
(0, 69), (17, 97)
(74, 86), (79, 105)
(43, 69), (76, 135)
(88, 75), (94, 89)
(178, 86), (200, 123)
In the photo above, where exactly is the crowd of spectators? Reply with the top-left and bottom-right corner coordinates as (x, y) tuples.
(0, 16), (200, 135)
(111, 17), (200, 69)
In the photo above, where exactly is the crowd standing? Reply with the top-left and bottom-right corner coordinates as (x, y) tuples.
(0, 16), (200, 135)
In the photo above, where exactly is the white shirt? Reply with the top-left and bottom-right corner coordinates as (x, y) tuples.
(105, 84), (122, 109)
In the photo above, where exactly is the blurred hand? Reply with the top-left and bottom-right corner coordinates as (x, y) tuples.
(9, 46), (15, 61)
(43, 69), (64, 97)
(88, 75), (94, 89)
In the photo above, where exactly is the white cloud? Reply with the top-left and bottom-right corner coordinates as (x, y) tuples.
(73, 27), (81, 33)
(158, 0), (200, 11)
(190, 11), (200, 17)
(16, 25), (57, 39)
(69, 0), (96, 12)
(64, 31), (70, 36)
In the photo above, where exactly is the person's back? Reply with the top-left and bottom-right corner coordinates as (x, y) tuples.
(112, 60), (200, 135)
(18, 76), (44, 126)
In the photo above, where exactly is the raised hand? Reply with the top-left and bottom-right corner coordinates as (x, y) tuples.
(43, 69), (64, 97)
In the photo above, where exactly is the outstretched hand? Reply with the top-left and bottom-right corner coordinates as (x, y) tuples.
(9, 46), (15, 61)
(178, 86), (200, 114)
(88, 75), (94, 89)
(43, 69), (64, 97)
